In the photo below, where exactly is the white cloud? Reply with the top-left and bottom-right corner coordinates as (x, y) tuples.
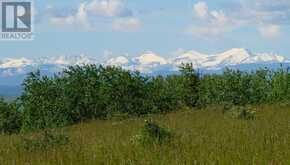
(210, 10), (228, 26)
(112, 17), (141, 32)
(49, 0), (139, 31)
(189, 1), (232, 37)
(193, 2), (208, 19)
(258, 24), (281, 38)
(193, 2), (229, 26)
(50, 3), (92, 30)
(86, 0), (131, 17)
(188, 1), (289, 39)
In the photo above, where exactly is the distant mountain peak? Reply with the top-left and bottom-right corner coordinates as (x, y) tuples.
(177, 50), (208, 59)
(208, 48), (252, 67)
(0, 58), (33, 68)
(133, 52), (168, 65)
(0, 48), (288, 85)
(173, 50), (208, 67)
(106, 56), (129, 66)
(226, 48), (251, 54)
(219, 48), (252, 57)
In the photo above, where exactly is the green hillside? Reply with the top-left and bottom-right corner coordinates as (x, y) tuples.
(0, 105), (290, 164)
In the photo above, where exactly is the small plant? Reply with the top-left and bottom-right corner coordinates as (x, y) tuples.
(21, 131), (69, 151)
(226, 106), (256, 120)
(131, 120), (173, 145)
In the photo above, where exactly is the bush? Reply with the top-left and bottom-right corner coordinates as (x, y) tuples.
(17, 64), (290, 132)
(0, 98), (22, 134)
(179, 63), (200, 107)
(132, 120), (173, 145)
(20, 65), (189, 131)
(20, 71), (72, 131)
(21, 131), (69, 151)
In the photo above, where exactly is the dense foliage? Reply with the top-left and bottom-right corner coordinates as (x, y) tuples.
(1, 64), (290, 132)
(0, 98), (22, 134)
(19, 65), (187, 131)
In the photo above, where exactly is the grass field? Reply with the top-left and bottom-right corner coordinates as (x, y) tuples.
(0, 105), (290, 165)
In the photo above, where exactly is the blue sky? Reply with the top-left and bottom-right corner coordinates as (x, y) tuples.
(1, 0), (290, 60)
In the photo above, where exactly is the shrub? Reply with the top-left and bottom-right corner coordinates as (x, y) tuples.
(20, 71), (72, 132)
(179, 63), (200, 107)
(0, 98), (22, 134)
(18, 64), (290, 132)
(20, 65), (189, 131)
(132, 120), (173, 145)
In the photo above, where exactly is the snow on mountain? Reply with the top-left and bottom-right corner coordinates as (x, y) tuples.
(29, 54), (94, 67)
(172, 50), (208, 67)
(0, 58), (34, 68)
(104, 48), (288, 73)
(106, 56), (129, 66)
(133, 52), (168, 65)
(170, 48), (288, 70)
(243, 53), (286, 64)
(104, 52), (169, 73)
(0, 48), (288, 83)
(204, 48), (252, 68)
(42, 54), (94, 66)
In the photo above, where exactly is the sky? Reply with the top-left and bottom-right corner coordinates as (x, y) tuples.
(0, 0), (290, 60)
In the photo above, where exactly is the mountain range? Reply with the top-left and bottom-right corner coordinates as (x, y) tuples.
(0, 48), (289, 88)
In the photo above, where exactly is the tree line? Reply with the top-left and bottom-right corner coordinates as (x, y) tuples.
(1, 64), (290, 133)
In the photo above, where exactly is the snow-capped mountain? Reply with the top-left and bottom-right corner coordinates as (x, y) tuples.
(105, 48), (288, 73)
(133, 52), (168, 65)
(172, 50), (208, 67)
(106, 48), (287, 74)
(171, 48), (287, 69)
(0, 58), (33, 68)
(107, 56), (129, 66)
(0, 48), (289, 86)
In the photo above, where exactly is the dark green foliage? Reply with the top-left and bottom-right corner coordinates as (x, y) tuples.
(20, 71), (72, 131)
(179, 63), (200, 107)
(19, 65), (180, 131)
(0, 98), (22, 134)
(21, 131), (69, 152)
(269, 68), (290, 103)
(198, 67), (290, 106)
(132, 120), (173, 145)
(148, 75), (184, 113)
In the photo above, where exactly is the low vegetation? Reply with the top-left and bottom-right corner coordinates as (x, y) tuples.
(224, 105), (256, 120)
(0, 105), (290, 164)
(131, 120), (173, 145)
(20, 131), (70, 152)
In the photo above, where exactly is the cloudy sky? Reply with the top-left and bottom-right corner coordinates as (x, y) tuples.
(1, 0), (290, 60)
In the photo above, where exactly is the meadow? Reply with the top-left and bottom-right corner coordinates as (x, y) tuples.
(1, 104), (290, 165)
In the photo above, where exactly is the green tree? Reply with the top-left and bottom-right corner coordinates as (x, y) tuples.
(0, 98), (22, 134)
(179, 63), (200, 107)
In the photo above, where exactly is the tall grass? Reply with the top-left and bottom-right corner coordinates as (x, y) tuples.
(0, 105), (290, 164)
